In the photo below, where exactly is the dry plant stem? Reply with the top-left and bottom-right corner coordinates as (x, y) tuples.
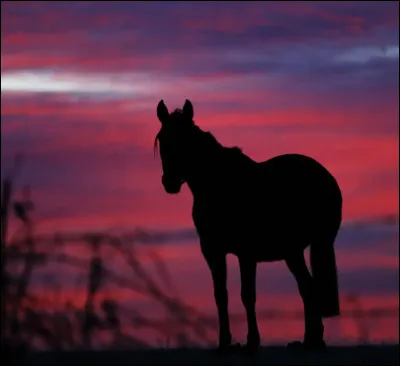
(1, 179), (12, 344)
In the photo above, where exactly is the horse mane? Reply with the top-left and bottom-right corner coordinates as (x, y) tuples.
(196, 129), (244, 159)
(154, 118), (244, 159)
(171, 108), (183, 116)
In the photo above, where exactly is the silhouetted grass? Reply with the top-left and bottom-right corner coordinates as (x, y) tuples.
(1, 162), (218, 354)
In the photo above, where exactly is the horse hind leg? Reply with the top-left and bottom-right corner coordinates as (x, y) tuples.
(285, 251), (326, 350)
(310, 230), (340, 319)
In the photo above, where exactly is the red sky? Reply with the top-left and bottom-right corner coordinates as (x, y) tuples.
(1, 1), (398, 346)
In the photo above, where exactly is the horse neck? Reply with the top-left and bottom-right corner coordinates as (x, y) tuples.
(185, 138), (237, 198)
(185, 157), (223, 199)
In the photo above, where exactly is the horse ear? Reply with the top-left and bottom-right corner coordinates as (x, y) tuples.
(182, 99), (194, 121)
(157, 100), (169, 124)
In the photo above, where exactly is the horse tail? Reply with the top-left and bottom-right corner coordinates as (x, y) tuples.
(310, 213), (341, 318)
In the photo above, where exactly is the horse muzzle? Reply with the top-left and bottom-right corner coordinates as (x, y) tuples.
(162, 175), (184, 194)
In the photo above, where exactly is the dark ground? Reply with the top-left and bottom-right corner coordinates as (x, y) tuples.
(10, 345), (399, 366)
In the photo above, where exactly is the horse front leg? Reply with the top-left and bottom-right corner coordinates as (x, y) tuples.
(203, 253), (232, 351)
(238, 257), (260, 354)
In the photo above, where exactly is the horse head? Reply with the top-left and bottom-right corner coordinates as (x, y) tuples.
(154, 99), (195, 194)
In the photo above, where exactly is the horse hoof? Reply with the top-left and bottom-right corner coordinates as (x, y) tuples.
(241, 343), (260, 356)
(287, 340), (327, 351)
(287, 341), (303, 350)
(216, 343), (241, 355)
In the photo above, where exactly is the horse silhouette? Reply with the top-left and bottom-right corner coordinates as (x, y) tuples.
(154, 99), (342, 354)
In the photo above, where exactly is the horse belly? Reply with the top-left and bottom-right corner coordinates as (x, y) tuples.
(193, 193), (318, 260)
(228, 221), (308, 261)
(201, 206), (300, 260)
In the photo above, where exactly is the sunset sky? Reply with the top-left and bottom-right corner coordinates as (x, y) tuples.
(1, 1), (399, 344)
